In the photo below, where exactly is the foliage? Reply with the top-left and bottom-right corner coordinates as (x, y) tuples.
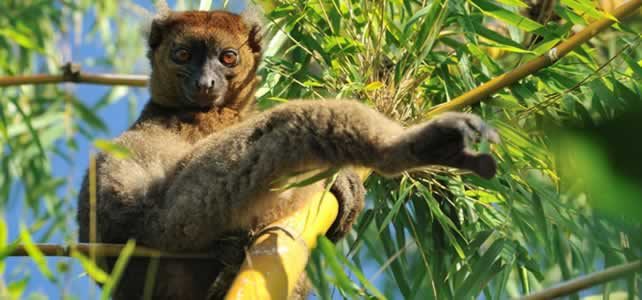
(0, 0), (148, 298)
(257, 0), (642, 299)
(0, 0), (640, 299)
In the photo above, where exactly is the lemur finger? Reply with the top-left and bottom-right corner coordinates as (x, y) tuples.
(451, 151), (497, 179)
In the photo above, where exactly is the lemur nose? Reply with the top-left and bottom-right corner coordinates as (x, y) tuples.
(196, 79), (215, 92)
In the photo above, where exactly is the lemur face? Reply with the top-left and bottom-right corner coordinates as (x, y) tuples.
(147, 11), (262, 108)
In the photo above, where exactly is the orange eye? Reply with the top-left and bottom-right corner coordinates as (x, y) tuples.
(173, 49), (191, 63)
(220, 50), (238, 67)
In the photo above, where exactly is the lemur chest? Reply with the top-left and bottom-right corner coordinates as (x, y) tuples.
(170, 107), (242, 143)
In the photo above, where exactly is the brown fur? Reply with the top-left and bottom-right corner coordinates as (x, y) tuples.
(77, 8), (499, 300)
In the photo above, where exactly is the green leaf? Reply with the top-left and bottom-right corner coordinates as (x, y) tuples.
(454, 239), (507, 299)
(71, 97), (109, 133)
(316, 237), (360, 297)
(0, 28), (44, 52)
(94, 139), (132, 159)
(560, 0), (612, 21)
(495, 0), (528, 8)
(7, 278), (29, 298)
(532, 38), (561, 56)
(72, 251), (109, 284)
(470, 0), (543, 32)
(465, 189), (506, 203)
(336, 247), (386, 299)
(270, 168), (339, 191)
(100, 240), (136, 300)
(0, 218), (6, 274)
(623, 56), (642, 78)
(364, 81), (384, 91)
(19, 224), (55, 282)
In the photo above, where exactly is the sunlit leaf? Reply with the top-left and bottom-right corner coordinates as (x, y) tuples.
(0, 28), (44, 52)
(100, 240), (136, 300)
(470, 0), (543, 32)
(72, 250), (109, 284)
(364, 81), (384, 91)
(19, 224), (55, 282)
(94, 139), (132, 159)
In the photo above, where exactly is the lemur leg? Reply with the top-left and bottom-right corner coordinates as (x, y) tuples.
(327, 169), (366, 242)
(155, 100), (498, 251)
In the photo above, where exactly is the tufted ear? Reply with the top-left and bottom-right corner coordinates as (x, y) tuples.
(240, 5), (265, 54)
(147, 18), (168, 51)
(144, 1), (172, 57)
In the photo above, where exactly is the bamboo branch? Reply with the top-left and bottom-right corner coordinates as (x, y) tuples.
(0, 63), (148, 87)
(426, 0), (642, 117)
(8, 243), (216, 259)
(518, 260), (642, 300)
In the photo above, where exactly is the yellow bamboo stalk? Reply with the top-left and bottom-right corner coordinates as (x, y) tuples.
(224, 191), (338, 300)
(426, 0), (642, 118)
(226, 168), (371, 300)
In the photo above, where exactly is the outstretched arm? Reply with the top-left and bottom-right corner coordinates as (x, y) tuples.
(156, 100), (499, 250)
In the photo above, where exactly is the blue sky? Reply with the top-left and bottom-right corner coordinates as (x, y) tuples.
(4, 1), (247, 299)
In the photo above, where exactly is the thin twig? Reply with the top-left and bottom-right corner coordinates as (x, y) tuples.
(8, 243), (217, 259)
(0, 63), (148, 87)
(426, 0), (642, 117)
(518, 260), (641, 300)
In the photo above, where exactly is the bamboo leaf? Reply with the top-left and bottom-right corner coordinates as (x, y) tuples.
(72, 250), (109, 284)
(94, 139), (132, 159)
(100, 240), (136, 300)
(19, 224), (55, 282)
(470, 0), (543, 32)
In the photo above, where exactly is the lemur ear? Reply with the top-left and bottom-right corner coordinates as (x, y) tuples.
(147, 18), (168, 50)
(241, 5), (265, 54)
(145, 1), (172, 54)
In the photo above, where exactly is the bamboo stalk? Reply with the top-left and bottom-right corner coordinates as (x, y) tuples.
(518, 260), (642, 300)
(0, 63), (148, 87)
(225, 191), (339, 300)
(8, 243), (217, 259)
(225, 168), (371, 300)
(426, 0), (642, 117)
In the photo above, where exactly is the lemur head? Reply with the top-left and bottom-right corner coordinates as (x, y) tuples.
(146, 9), (263, 109)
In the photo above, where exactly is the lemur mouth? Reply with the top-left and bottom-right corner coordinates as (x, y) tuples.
(187, 91), (222, 107)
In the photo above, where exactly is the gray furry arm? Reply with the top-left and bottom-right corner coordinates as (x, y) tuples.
(157, 100), (498, 250)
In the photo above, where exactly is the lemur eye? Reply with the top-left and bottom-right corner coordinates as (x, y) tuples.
(219, 49), (239, 67)
(173, 49), (191, 64)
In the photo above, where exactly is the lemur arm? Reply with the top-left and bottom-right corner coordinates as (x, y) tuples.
(156, 100), (498, 250)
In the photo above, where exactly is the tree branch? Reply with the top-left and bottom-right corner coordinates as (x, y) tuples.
(8, 243), (216, 259)
(0, 63), (148, 87)
(519, 260), (641, 300)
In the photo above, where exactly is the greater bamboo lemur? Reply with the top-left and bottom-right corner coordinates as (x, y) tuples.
(77, 7), (500, 300)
